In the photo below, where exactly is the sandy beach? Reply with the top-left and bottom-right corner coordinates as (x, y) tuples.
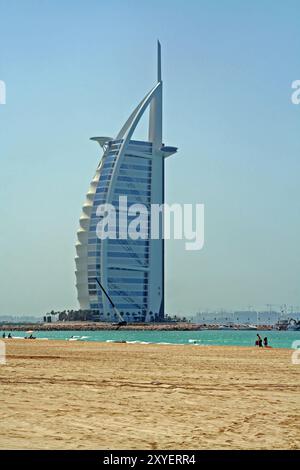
(0, 340), (299, 450)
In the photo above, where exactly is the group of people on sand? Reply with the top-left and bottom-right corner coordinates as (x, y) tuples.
(255, 333), (271, 348)
(2, 332), (36, 339)
(2, 332), (12, 339)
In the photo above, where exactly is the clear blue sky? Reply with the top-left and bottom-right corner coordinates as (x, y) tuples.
(0, 0), (300, 316)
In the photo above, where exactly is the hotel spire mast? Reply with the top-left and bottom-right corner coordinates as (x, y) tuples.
(148, 40), (162, 149)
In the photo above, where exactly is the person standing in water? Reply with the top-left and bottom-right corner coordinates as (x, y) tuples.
(256, 334), (263, 347)
(263, 337), (268, 347)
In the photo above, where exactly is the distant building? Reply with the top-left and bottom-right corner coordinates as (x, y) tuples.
(193, 310), (300, 326)
(0, 315), (40, 324)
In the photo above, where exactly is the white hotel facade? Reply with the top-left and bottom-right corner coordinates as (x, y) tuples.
(75, 43), (177, 322)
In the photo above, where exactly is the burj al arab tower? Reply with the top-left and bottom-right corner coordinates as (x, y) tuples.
(75, 42), (177, 323)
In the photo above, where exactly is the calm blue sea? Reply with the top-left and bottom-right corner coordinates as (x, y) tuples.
(1, 329), (299, 349)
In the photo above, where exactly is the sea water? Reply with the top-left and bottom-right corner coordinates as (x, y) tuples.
(1, 329), (299, 349)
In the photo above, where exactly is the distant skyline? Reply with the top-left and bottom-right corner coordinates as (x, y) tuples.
(0, 0), (300, 315)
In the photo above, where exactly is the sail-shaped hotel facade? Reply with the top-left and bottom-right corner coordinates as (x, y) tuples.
(75, 43), (177, 322)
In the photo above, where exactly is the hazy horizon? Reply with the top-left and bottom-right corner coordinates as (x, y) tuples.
(1, 0), (300, 316)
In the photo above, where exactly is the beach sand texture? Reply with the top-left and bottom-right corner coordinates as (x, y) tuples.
(0, 340), (299, 449)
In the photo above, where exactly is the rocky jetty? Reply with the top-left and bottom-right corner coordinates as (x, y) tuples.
(0, 322), (272, 331)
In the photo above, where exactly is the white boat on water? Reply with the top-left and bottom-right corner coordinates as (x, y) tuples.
(217, 324), (257, 330)
(218, 325), (235, 330)
(275, 318), (300, 331)
(287, 319), (300, 331)
(275, 319), (289, 330)
(239, 324), (257, 330)
(68, 335), (89, 341)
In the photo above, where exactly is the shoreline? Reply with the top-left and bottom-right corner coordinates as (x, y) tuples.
(1, 337), (290, 350)
(1, 332), (293, 350)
